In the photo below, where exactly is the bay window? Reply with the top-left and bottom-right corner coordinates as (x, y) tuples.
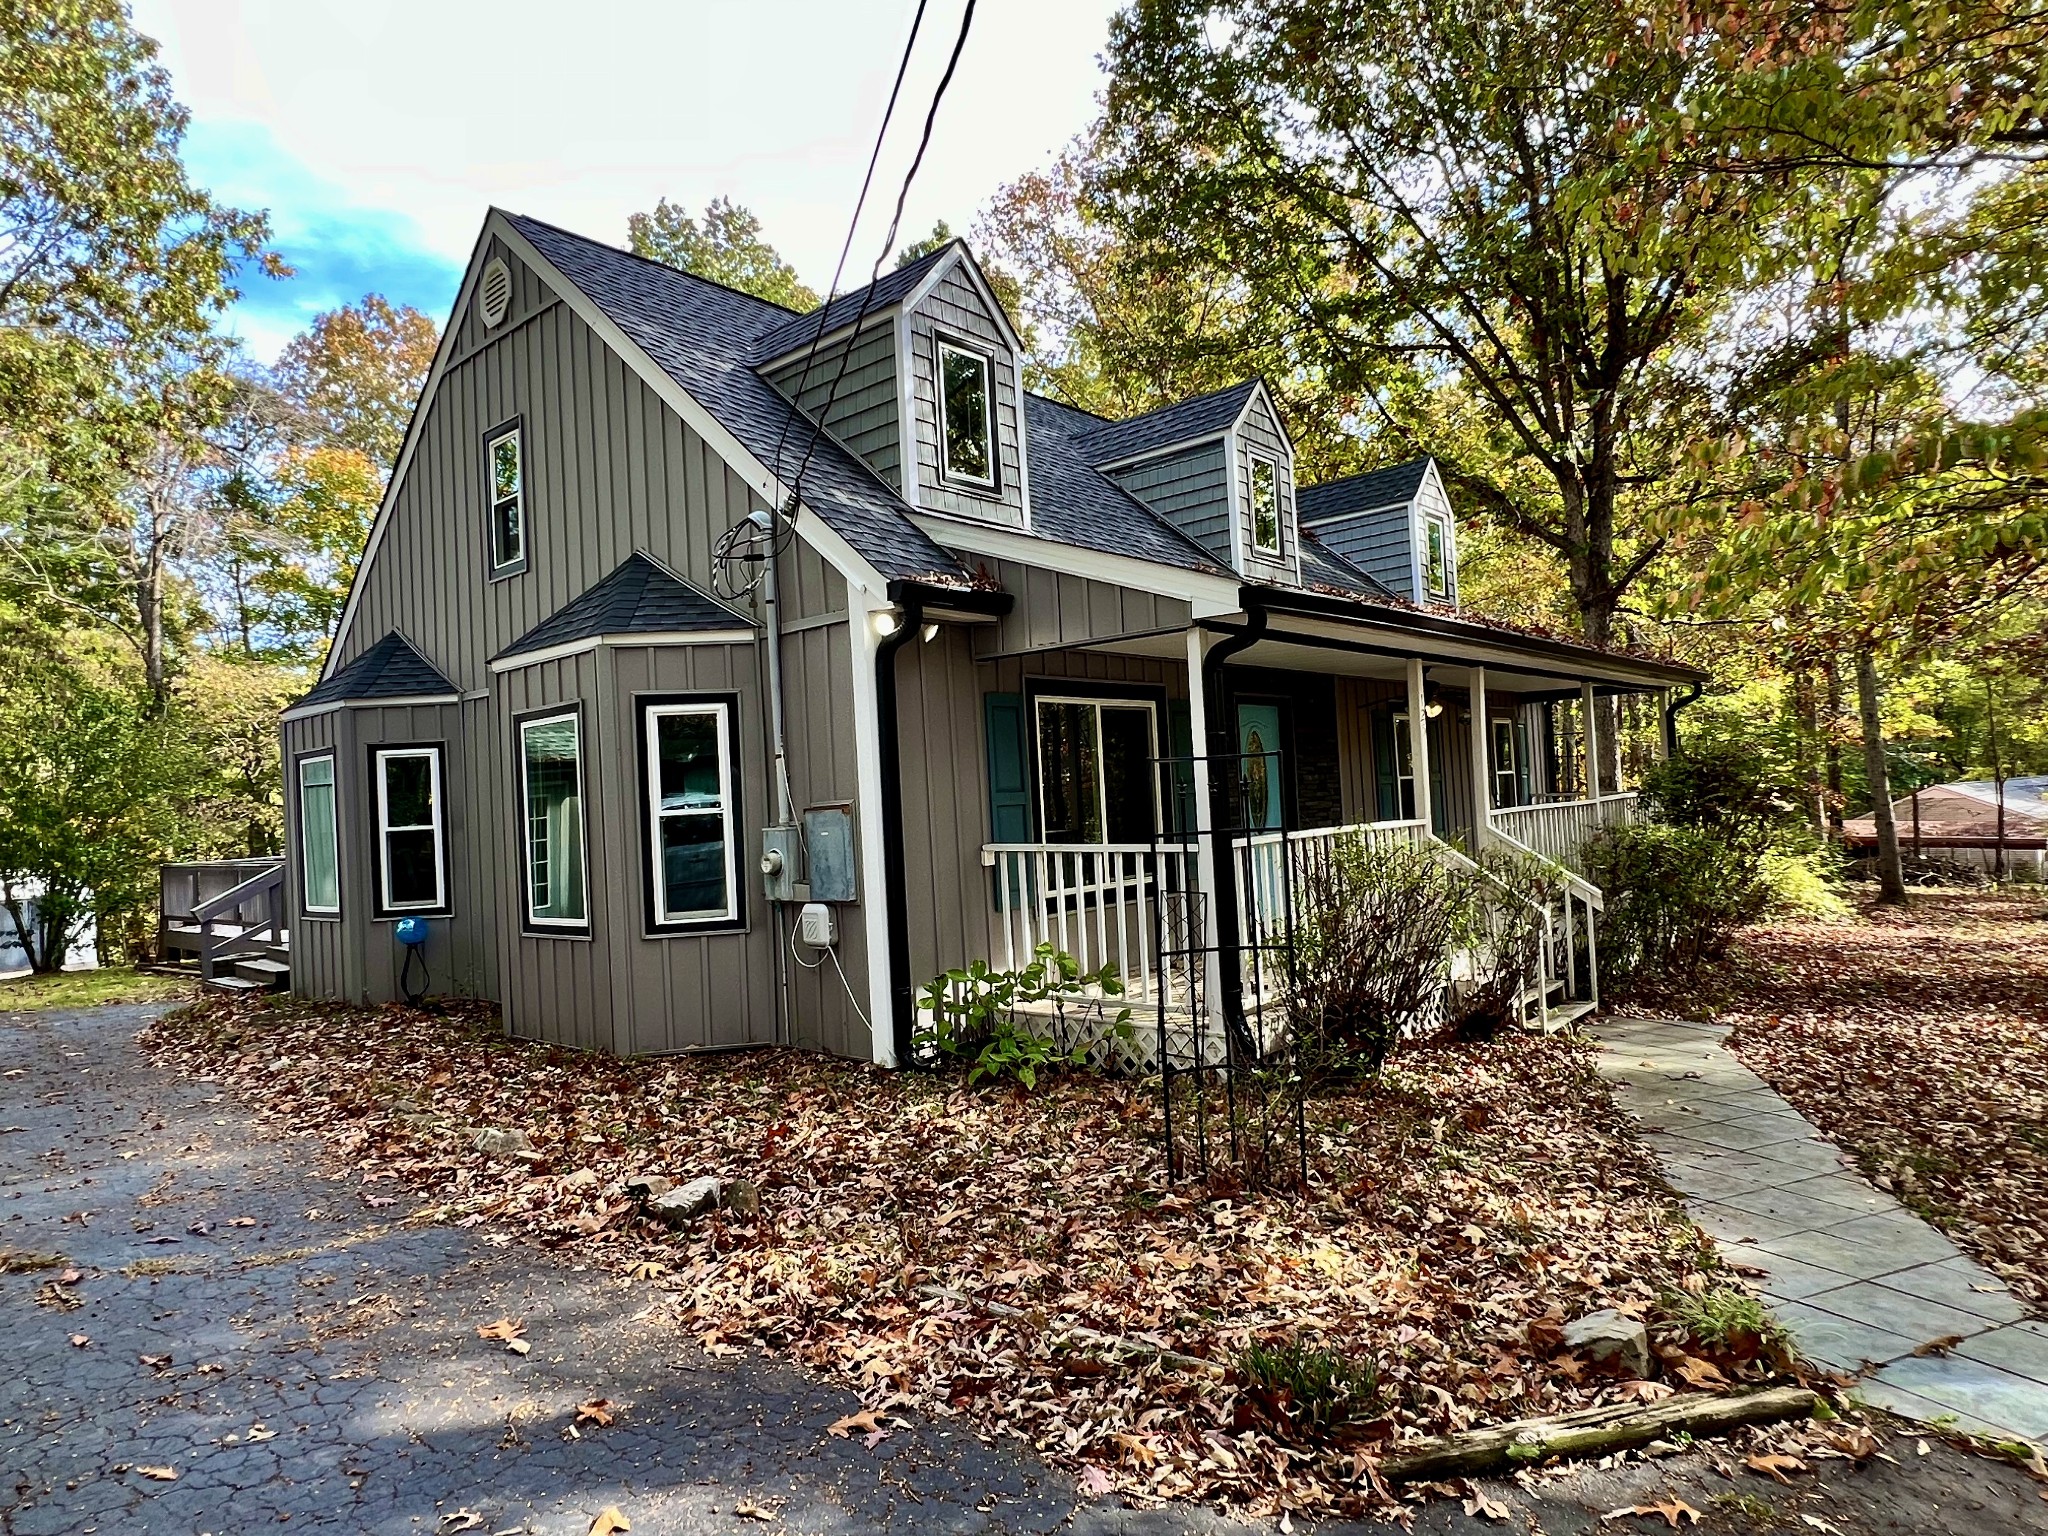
(298, 753), (339, 915)
(519, 709), (587, 930)
(642, 697), (740, 929)
(373, 745), (446, 915)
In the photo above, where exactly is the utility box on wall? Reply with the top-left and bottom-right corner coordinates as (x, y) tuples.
(802, 805), (857, 903)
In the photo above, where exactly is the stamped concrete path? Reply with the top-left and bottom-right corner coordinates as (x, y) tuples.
(1597, 1016), (2048, 1448)
(6, 998), (2048, 1535)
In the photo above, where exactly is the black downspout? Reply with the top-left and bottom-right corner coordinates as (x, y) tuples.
(875, 589), (925, 1067)
(1665, 681), (1704, 758)
(1201, 604), (1268, 1050)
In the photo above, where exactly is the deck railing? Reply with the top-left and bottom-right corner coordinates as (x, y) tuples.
(1489, 793), (1638, 877)
(161, 858), (286, 981)
(980, 842), (1203, 1008)
(1231, 819), (1431, 953)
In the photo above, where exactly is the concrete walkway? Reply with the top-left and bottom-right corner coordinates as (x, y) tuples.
(1596, 1016), (2048, 1447)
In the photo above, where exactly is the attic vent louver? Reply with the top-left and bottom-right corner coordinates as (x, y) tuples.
(478, 258), (512, 328)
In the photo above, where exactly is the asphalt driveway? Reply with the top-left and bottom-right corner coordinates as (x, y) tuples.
(3, 998), (2044, 1535)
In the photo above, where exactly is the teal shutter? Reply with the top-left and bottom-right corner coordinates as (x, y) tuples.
(984, 692), (1030, 905)
(1372, 706), (1398, 821)
(1165, 698), (1196, 838)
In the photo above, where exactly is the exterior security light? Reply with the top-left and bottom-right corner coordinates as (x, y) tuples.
(920, 622), (939, 643)
(872, 610), (901, 638)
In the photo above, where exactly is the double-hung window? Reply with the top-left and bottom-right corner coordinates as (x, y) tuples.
(1387, 712), (1419, 821)
(1250, 457), (1283, 555)
(1491, 718), (1519, 809)
(642, 697), (740, 929)
(1034, 696), (1158, 846)
(1424, 514), (1452, 599)
(373, 746), (446, 914)
(519, 709), (587, 930)
(937, 339), (996, 489)
(486, 420), (525, 575)
(298, 753), (340, 915)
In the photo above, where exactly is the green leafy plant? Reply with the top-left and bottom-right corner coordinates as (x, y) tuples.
(1236, 1335), (1384, 1442)
(915, 944), (1132, 1088)
(1583, 822), (1774, 994)
(1664, 1285), (1789, 1366)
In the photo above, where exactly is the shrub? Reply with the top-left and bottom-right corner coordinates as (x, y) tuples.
(1452, 846), (1554, 1039)
(1288, 837), (1475, 1075)
(914, 944), (1131, 1088)
(1237, 1335), (1384, 1442)
(1638, 740), (1792, 849)
(1582, 821), (1772, 993)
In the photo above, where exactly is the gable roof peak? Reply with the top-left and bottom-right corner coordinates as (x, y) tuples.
(296, 630), (455, 709)
(493, 549), (754, 662)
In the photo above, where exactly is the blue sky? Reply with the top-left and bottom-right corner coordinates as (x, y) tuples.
(129, 0), (1123, 360)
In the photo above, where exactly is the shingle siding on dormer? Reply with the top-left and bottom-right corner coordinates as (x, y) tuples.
(762, 322), (902, 491)
(906, 264), (1027, 527)
(1311, 504), (1418, 598)
(1412, 462), (1460, 607)
(1234, 388), (1297, 582)
(1103, 440), (1231, 563)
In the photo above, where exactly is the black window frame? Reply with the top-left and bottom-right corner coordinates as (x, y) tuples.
(636, 691), (747, 937)
(934, 332), (999, 493)
(293, 748), (342, 920)
(514, 702), (591, 939)
(368, 741), (452, 920)
(483, 415), (528, 579)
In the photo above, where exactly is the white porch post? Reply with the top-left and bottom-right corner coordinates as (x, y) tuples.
(1651, 687), (1670, 762)
(1581, 680), (1602, 801)
(1405, 656), (1433, 833)
(1185, 628), (1222, 1024)
(1469, 665), (1492, 849)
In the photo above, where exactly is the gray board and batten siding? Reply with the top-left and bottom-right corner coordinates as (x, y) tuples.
(761, 323), (903, 493)
(1103, 440), (1232, 567)
(297, 235), (872, 1060)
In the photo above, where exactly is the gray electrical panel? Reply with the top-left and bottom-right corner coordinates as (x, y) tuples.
(802, 805), (857, 903)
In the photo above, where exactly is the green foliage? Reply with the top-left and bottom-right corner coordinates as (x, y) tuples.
(1664, 1285), (1788, 1366)
(627, 196), (819, 311)
(1236, 1335), (1383, 1442)
(271, 295), (438, 470)
(1583, 822), (1773, 994)
(1638, 742), (1792, 850)
(0, 966), (188, 1011)
(915, 944), (1132, 1088)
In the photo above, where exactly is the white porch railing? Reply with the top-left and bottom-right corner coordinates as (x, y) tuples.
(1490, 793), (1639, 877)
(1232, 819), (1431, 952)
(980, 842), (1203, 1008)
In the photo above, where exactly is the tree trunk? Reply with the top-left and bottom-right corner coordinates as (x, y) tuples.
(1823, 657), (1845, 838)
(1791, 668), (1822, 832)
(1855, 648), (1907, 904)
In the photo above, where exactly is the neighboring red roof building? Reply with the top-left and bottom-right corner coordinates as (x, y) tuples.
(1844, 777), (2048, 852)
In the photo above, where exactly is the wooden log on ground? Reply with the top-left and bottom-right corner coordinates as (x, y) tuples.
(1382, 1385), (1818, 1481)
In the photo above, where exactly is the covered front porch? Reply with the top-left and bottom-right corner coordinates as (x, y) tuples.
(936, 592), (1695, 1065)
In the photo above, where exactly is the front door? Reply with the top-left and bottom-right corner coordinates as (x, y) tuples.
(1237, 703), (1284, 831)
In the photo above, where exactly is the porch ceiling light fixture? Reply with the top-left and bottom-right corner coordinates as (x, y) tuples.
(1423, 684), (1445, 719)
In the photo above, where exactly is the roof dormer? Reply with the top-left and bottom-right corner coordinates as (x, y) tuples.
(753, 241), (1030, 530)
(1078, 380), (1299, 583)
(1297, 456), (1460, 610)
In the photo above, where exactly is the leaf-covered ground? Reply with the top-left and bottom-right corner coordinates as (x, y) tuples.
(142, 998), (1771, 1516)
(1716, 890), (2048, 1314)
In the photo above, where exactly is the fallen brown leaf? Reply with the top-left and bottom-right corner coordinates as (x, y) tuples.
(575, 1398), (615, 1427)
(826, 1407), (882, 1439)
(1745, 1452), (1807, 1485)
(1603, 1501), (1701, 1528)
(588, 1507), (629, 1535)
(134, 1465), (179, 1482)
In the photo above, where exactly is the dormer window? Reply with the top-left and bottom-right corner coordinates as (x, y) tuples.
(1250, 457), (1283, 555)
(1424, 513), (1452, 599)
(937, 338), (996, 489)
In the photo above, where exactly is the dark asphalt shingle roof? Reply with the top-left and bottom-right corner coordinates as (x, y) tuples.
(1018, 395), (1232, 576)
(1071, 381), (1260, 466)
(505, 213), (971, 588)
(1297, 457), (1433, 524)
(494, 552), (753, 661)
(747, 243), (957, 363)
(298, 632), (454, 708)
(1297, 528), (1399, 601)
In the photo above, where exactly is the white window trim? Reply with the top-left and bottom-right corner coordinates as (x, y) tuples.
(297, 753), (340, 916)
(519, 710), (590, 930)
(1032, 694), (1161, 845)
(1492, 717), (1519, 808)
(1424, 513), (1453, 599)
(935, 337), (997, 491)
(644, 701), (739, 927)
(373, 746), (446, 914)
(1390, 711), (1420, 821)
(487, 423), (525, 574)
(1249, 455), (1284, 556)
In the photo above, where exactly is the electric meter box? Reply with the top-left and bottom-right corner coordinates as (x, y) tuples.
(759, 824), (801, 902)
(802, 805), (857, 903)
